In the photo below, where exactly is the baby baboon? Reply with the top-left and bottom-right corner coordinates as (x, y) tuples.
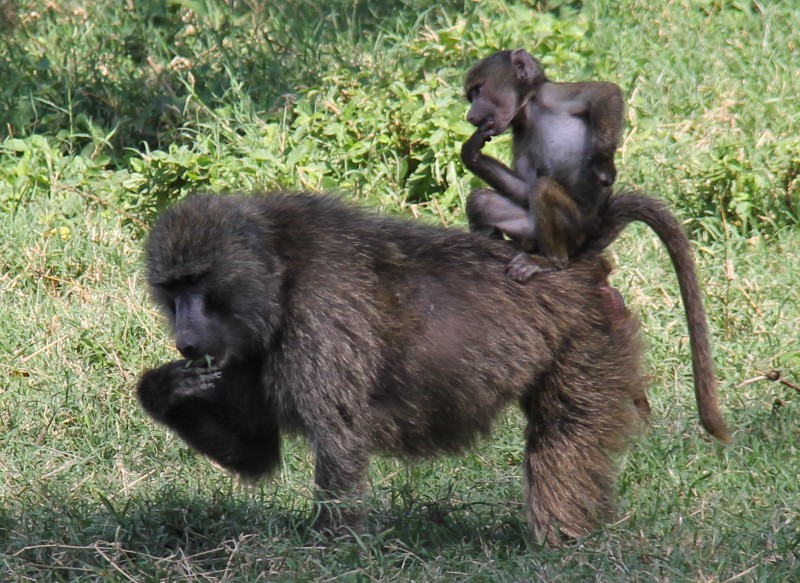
(137, 192), (723, 543)
(459, 49), (728, 443)
(461, 48), (624, 280)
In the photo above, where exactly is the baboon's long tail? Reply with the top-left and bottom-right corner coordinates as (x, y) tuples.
(584, 192), (731, 443)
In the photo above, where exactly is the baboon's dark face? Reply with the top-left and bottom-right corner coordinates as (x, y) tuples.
(464, 50), (545, 136)
(145, 196), (285, 365)
(150, 275), (249, 365)
(465, 58), (520, 136)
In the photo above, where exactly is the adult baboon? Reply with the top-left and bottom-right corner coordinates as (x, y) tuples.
(137, 192), (724, 543)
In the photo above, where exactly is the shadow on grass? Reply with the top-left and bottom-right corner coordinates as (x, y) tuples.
(0, 0), (468, 155)
(3, 484), (533, 579)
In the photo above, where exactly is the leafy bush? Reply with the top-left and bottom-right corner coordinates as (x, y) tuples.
(118, 1), (594, 220)
(1, 0), (798, 232)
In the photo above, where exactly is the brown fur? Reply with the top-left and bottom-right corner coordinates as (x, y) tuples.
(461, 49), (728, 443)
(584, 192), (730, 442)
(138, 192), (648, 543)
(462, 49), (624, 279)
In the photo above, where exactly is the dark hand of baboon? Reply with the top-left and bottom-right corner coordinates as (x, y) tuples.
(461, 128), (495, 168)
(591, 153), (618, 187)
(506, 252), (558, 281)
(138, 354), (281, 480)
(137, 361), (223, 421)
(172, 365), (223, 401)
(461, 48), (624, 277)
(137, 192), (656, 544)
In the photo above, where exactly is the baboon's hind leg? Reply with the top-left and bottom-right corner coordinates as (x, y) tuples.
(521, 309), (645, 544)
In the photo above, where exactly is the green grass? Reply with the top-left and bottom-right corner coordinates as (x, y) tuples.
(2, 0), (799, 580)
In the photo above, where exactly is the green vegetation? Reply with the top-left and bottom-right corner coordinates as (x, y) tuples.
(1, 0), (798, 580)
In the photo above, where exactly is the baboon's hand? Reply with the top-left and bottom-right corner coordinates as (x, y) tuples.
(461, 128), (494, 165)
(589, 153), (616, 187)
(506, 253), (561, 283)
(171, 363), (223, 404)
(138, 360), (220, 422)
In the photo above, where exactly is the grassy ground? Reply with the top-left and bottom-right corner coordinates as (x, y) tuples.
(2, 1), (799, 581)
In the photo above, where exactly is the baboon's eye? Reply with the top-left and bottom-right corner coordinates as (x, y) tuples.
(467, 85), (481, 103)
(159, 274), (205, 294)
(159, 279), (179, 293)
(204, 292), (226, 314)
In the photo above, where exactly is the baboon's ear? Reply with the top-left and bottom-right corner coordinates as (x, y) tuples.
(510, 49), (537, 82)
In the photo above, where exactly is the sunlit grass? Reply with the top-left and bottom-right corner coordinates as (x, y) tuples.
(2, 0), (799, 580)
